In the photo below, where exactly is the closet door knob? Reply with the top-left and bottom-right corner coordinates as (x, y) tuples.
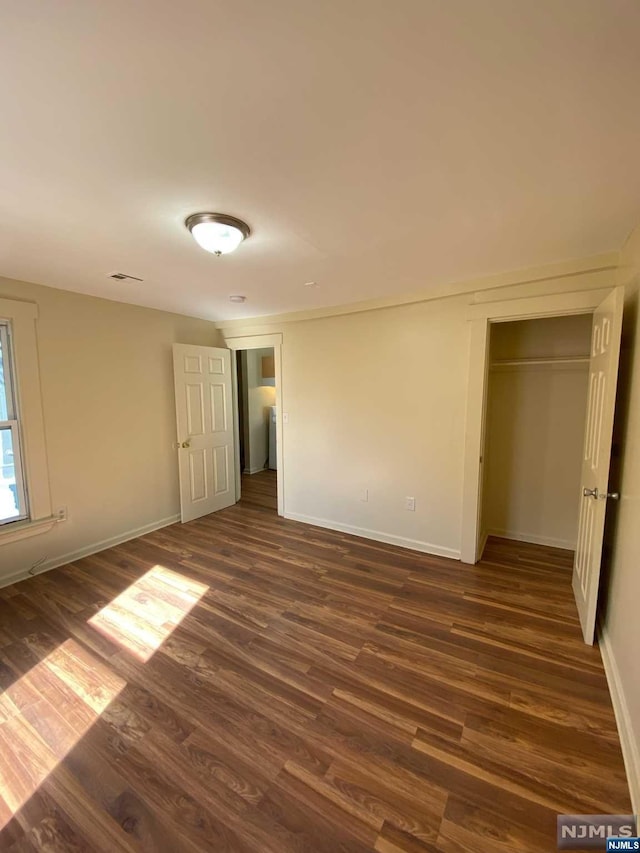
(583, 487), (619, 501)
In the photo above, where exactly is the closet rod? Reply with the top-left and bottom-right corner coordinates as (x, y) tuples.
(490, 356), (590, 367)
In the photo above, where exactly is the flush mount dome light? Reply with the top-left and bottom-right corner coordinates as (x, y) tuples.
(185, 212), (251, 256)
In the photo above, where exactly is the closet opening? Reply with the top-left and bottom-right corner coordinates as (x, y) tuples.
(478, 313), (593, 559)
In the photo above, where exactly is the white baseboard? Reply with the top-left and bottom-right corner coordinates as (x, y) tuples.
(284, 511), (460, 560)
(245, 466), (267, 475)
(598, 624), (640, 814)
(487, 528), (575, 551)
(0, 513), (181, 589)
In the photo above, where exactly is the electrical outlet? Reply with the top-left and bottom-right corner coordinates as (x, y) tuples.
(405, 496), (416, 512)
(55, 506), (68, 522)
(360, 488), (369, 502)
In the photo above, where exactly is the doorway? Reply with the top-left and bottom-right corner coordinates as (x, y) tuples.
(235, 346), (277, 511)
(460, 287), (624, 644)
(225, 333), (284, 516)
(478, 314), (592, 554)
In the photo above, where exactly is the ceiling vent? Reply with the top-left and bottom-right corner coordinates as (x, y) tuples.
(108, 272), (143, 282)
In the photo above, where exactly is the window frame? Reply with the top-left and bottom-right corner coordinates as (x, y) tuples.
(0, 298), (53, 545)
(1, 321), (30, 523)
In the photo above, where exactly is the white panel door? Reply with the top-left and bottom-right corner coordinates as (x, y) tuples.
(573, 288), (624, 644)
(173, 344), (236, 522)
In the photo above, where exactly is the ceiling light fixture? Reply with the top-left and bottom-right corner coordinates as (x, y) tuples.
(185, 212), (251, 256)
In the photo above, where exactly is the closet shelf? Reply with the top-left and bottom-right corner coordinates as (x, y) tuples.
(490, 356), (590, 367)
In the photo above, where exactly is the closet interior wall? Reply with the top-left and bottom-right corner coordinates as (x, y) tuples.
(480, 314), (593, 553)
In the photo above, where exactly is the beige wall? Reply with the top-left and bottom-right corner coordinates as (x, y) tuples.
(604, 225), (640, 810)
(247, 295), (472, 556)
(222, 269), (614, 557)
(0, 276), (219, 581)
(243, 348), (275, 473)
(482, 316), (591, 550)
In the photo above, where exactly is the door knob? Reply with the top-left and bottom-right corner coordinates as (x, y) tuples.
(181, 440), (191, 448)
(583, 487), (619, 501)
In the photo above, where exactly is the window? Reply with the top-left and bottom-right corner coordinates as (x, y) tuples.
(0, 323), (28, 523)
(0, 298), (53, 545)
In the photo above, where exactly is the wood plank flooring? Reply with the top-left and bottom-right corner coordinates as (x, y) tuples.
(0, 482), (631, 851)
(240, 470), (278, 512)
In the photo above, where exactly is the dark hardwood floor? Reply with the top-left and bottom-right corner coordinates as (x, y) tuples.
(240, 470), (277, 512)
(0, 478), (631, 851)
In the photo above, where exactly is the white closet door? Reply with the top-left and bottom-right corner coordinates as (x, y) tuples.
(573, 288), (624, 644)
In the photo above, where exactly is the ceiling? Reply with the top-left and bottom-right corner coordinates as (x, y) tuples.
(1, 0), (639, 321)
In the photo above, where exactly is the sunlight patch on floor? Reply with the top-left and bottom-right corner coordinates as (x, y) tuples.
(88, 565), (208, 662)
(0, 638), (125, 829)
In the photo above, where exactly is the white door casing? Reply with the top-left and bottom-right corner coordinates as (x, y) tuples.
(224, 333), (285, 517)
(173, 344), (236, 522)
(573, 287), (624, 645)
(461, 286), (618, 566)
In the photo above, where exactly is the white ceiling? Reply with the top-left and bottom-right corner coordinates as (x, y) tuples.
(1, 0), (639, 321)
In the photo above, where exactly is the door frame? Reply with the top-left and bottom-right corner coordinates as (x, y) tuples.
(460, 287), (613, 564)
(224, 333), (284, 516)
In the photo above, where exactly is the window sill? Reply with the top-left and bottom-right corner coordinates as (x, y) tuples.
(0, 516), (57, 545)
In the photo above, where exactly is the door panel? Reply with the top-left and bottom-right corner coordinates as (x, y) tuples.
(213, 445), (229, 495)
(573, 288), (624, 644)
(210, 383), (227, 432)
(186, 384), (205, 435)
(188, 449), (207, 502)
(173, 344), (236, 522)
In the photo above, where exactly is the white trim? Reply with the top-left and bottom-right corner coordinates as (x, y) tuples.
(0, 516), (57, 545)
(0, 298), (38, 321)
(486, 529), (575, 551)
(460, 287), (618, 566)
(599, 624), (640, 814)
(466, 288), (611, 321)
(0, 513), (180, 589)
(0, 297), (52, 526)
(245, 466), (267, 475)
(225, 333), (284, 517)
(225, 333), (283, 349)
(460, 317), (490, 563)
(215, 254), (617, 332)
(285, 511), (460, 560)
